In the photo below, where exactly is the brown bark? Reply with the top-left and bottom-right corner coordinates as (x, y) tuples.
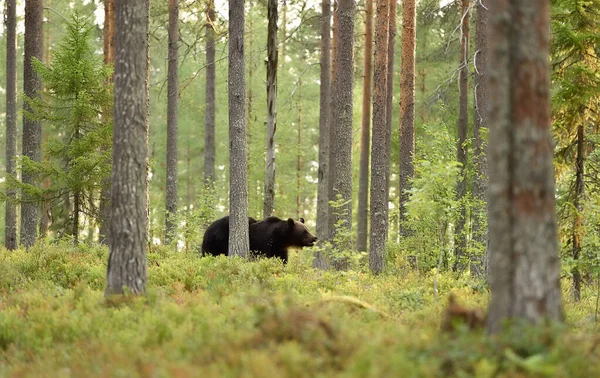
(399, 0), (416, 237)
(486, 0), (563, 333)
(21, 0), (44, 248)
(204, 0), (216, 183)
(314, 0), (332, 268)
(165, 0), (179, 244)
(471, 0), (489, 278)
(572, 121), (584, 302)
(105, 0), (150, 296)
(99, 0), (115, 245)
(5, 0), (18, 250)
(357, 0), (374, 253)
(327, 0), (339, 235)
(369, 0), (390, 274)
(384, 0), (396, 220)
(330, 0), (355, 244)
(453, 0), (469, 273)
(264, 0), (278, 218)
(228, 0), (250, 258)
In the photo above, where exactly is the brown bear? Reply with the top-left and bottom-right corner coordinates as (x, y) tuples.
(201, 215), (317, 263)
(249, 216), (318, 263)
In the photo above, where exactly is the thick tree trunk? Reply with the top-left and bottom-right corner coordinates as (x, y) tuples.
(453, 0), (469, 273)
(487, 0), (563, 333)
(572, 121), (584, 302)
(21, 0), (44, 248)
(165, 0), (179, 244)
(314, 0), (332, 268)
(327, 1), (339, 235)
(330, 0), (355, 244)
(99, 0), (115, 245)
(471, 0), (489, 278)
(357, 0), (373, 253)
(228, 0), (250, 258)
(384, 0), (397, 221)
(204, 0), (216, 183)
(369, 0), (390, 274)
(399, 0), (416, 237)
(5, 0), (18, 250)
(105, 0), (150, 296)
(264, 0), (278, 218)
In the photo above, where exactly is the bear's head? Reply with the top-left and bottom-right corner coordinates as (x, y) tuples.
(286, 218), (318, 247)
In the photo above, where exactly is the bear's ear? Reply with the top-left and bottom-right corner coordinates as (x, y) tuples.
(299, 218), (305, 224)
(287, 218), (295, 228)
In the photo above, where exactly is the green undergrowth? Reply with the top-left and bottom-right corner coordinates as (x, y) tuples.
(1, 241), (599, 377)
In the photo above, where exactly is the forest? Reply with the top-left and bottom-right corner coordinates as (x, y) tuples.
(1, 0), (600, 376)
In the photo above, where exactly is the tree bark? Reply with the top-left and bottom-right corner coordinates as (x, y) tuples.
(228, 0), (250, 258)
(357, 0), (373, 253)
(572, 120), (584, 302)
(99, 0), (115, 245)
(487, 0), (563, 333)
(327, 0), (339, 235)
(384, 0), (397, 223)
(399, 0), (415, 237)
(106, 0), (150, 296)
(471, 0), (489, 278)
(369, 0), (390, 274)
(314, 0), (332, 268)
(21, 0), (44, 249)
(5, 0), (18, 250)
(264, 0), (278, 218)
(165, 0), (179, 244)
(330, 0), (355, 243)
(204, 0), (216, 183)
(453, 0), (469, 273)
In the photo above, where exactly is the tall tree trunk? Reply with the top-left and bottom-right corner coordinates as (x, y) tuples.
(384, 0), (397, 224)
(471, 0), (489, 279)
(40, 4), (51, 238)
(99, 0), (115, 245)
(369, 0), (390, 275)
(314, 0), (332, 268)
(356, 0), (373, 253)
(297, 78), (303, 218)
(165, 0), (179, 245)
(105, 0), (150, 296)
(572, 120), (584, 302)
(228, 0), (250, 258)
(204, 0), (216, 183)
(327, 0), (339, 235)
(264, 0), (278, 218)
(487, 0), (563, 333)
(330, 0), (355, 245)
(399, 0), (416, 237)
(21, 0), (44, 248)
(5, 0), (18, 250)
(453, 0), (469, 273)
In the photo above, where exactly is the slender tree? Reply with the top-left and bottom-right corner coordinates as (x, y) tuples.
(357, 0), (374, 252)
(106, 0), (150, 296)
(204, 0), (216, 183)
(21, 0), (44, 248)
(165, 0), (179, 244)
(487, 0), (563, 333)
(264, 0), (278, 217)
(471, 0), (489, 278)
(330, 0), (355, 243)
(385, 0), (397, 202)
(5, 0), (18, 250)
(399, 0), (415, 237)
(453, 0), (470, 272)
(369, 0), (390, 274)
(228, 0), (249, 258)
(327, 0), (339, 234)
(99, 0), (115, 245)
(314, 0), (332, 268)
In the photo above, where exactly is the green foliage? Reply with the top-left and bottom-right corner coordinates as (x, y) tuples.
(5, 13), (113, 239)
(0, 244), (599, 377)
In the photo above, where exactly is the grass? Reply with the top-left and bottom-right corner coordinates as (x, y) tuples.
(1, 240), (599, 377)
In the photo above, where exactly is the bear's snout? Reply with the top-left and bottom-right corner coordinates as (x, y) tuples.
(305, 236), (318, 247)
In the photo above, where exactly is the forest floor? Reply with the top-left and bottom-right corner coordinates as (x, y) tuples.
(1, 241), (599, 377)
